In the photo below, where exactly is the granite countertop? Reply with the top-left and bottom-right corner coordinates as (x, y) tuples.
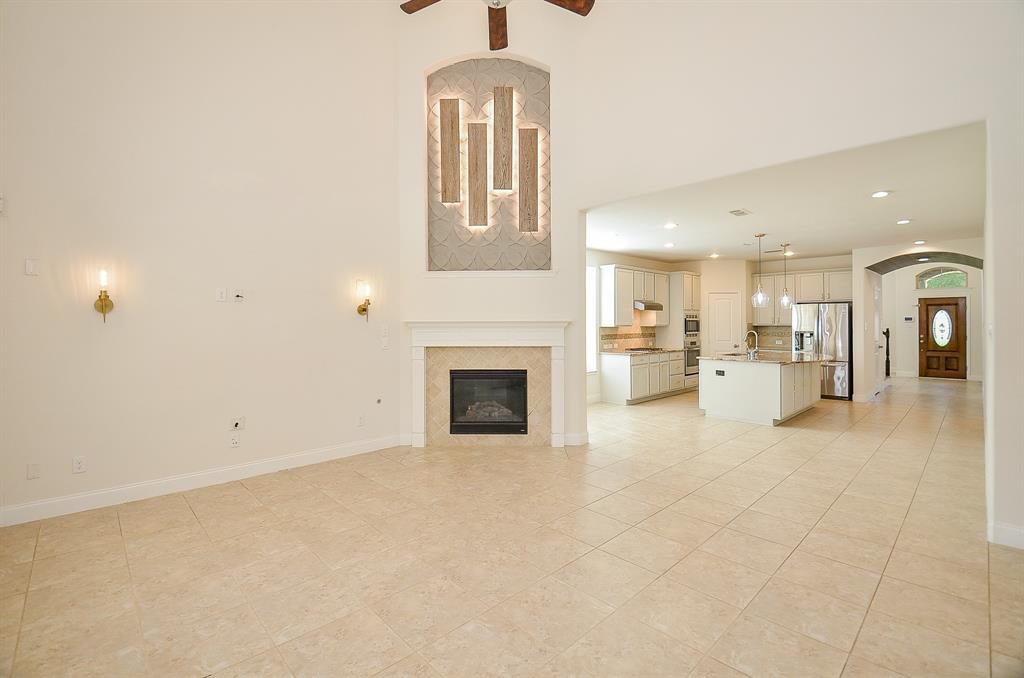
(698, 351), (831, 365)
(601, 347), (686, 355)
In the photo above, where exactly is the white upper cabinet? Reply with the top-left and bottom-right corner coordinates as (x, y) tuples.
(776, 274), (795, 327)
(752, 274), (776, 326)
(795, 272), (825, 302)
(654, 273), (669, 326)
(825, 271), (853, 300)
(643, 272), (656, 300)
(681, 272), (700, 311)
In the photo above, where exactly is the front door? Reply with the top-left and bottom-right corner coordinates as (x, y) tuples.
(707, 292), (741, 354)
(919, 297), (967, 379)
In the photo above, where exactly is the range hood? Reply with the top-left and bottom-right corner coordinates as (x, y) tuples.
(633, 299), (663, 311)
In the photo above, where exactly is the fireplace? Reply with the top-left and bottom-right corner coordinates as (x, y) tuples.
(449, 369), (528, 435)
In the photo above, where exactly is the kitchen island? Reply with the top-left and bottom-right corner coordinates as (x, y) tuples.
(698, 351), (825, 425)
(599, 349), (696, 405)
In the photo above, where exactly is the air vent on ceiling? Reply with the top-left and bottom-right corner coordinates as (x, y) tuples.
(729, 208), (752, 217)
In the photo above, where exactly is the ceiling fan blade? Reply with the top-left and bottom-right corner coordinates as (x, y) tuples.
(541, 0), (595, 16)
(400, 0), (442, 14)
(489, 6), (508, 51)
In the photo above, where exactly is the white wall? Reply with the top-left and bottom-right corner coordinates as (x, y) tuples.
(675, 259), (756, 351)
(760, 255), (853, 274)
(0, 1), (402, 519)
(882, 262), (983, 380)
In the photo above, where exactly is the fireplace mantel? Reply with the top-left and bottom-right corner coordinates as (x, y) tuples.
(405, 321), (569, 447)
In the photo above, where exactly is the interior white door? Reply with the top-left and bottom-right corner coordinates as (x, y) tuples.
(707, 292), (741, 354)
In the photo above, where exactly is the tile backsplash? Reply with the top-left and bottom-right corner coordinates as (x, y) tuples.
(754, 325), (794, 349)
(601, 310), (657, 350)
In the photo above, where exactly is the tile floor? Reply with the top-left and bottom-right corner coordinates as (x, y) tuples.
(1, 377), (1021, 677)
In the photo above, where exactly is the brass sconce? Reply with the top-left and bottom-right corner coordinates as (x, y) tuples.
(94, 269), (114, 322)
(356, 280), (371, 321)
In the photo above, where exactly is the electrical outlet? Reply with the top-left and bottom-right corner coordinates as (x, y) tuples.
(72, 456), (86, 474)
(232, 289), (245, 302)
(26, 464), (40, 480)
(357, 415), (366, 428)
(230, 417), (246, 431)
(230, 432), (241, 448)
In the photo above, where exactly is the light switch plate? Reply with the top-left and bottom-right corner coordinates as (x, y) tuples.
(24, 259), (39, 276)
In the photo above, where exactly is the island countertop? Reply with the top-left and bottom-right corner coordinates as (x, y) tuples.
(698, 351), (831, 365)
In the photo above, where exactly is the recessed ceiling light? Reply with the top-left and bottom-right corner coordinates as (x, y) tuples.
(664, 243), (674, 248)
(918, 257), (930, 262)
(871, 190), (891, 198)
(914, 240), (926, 245)
(709, 253), (720, 259)
(784, 250), (795, 257)
(896, 219), (911, 225)
(664, 222), (678, 230)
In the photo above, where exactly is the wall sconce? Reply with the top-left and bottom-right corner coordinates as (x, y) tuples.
(356, 280), (371, 321)
(94, 269), (114, 322)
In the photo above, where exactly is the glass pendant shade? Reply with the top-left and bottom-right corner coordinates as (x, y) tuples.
(780, 288), (792, 309)
(751, 284), (770, 308)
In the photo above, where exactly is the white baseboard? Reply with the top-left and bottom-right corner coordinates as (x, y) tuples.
(0, 434), (401, 527)
(990, 521), (1024, 549)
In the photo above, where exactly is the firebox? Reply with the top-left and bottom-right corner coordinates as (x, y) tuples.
(449, 369), (528, 435)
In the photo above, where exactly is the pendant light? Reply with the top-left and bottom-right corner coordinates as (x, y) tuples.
(779, 243), (793, 309)
(751, 233), (770, 308)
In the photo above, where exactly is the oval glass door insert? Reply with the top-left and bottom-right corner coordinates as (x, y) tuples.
(932, 309), (953, 347)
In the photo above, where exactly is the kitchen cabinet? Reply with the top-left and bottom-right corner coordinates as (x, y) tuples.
(752, 275), (776, 326)
(825, 271), (853, 300)
(699, 357), (822, 425)
(681, 272), (700, 311)
(795, 273), (825, 302)
(600, 351), (690, 404)
(600, 264), (670, 327)
(751, 274), (795, 327)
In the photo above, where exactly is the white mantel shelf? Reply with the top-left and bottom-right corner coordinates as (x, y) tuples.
(405, 321), (570, 448)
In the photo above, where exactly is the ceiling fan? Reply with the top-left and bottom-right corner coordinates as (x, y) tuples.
(400, 0), (595, 51)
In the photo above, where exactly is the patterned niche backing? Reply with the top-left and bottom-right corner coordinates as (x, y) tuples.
(427, 58), (551, 271)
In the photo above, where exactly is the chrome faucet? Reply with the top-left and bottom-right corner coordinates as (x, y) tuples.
(745, 330), (759, 359)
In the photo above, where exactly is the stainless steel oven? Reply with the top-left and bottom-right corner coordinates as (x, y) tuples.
(684, 313), (700, 336)
(684, 346), (700, 376)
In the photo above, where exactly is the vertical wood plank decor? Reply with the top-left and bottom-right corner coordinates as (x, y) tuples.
(518, 127), (539, 232)
(492, 86), (514, 190)
(439, 98), (460, 203)
(467, 122), (488, 227)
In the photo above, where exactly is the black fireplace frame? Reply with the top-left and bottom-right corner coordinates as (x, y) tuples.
(449, 369), (528, 435)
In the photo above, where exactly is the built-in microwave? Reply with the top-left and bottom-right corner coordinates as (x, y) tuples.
(684, 313), (700, 336)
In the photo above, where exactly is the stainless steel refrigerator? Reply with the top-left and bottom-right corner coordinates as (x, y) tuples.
(792, 302), (853, 400)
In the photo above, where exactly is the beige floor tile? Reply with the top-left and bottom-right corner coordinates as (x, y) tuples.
(646, 468), (710, 494)
(129, 546), (226, 592)
(28, 542), (127, 590)
(616, 479), (690, 508)
(817, 507), (904, 547)
(0, 562), (29, 599)
(537, 610), (703, 677)
(693, 480), (764, 508)
(336, 547), (440, 606)
(14, 610), (147, 678)
(0, 634), (13, 678)
(553, 549), (657, 607)
(841, 654), (905, 677)
(698, 529), (792, 574)
(125, 522), (212, 563)
(0, 594), (24, 638)
(748, 494), (827, 526)
(547, 508), (630, 547)
(990, 544), (1024, 582)
(34, 508), (122, 559)
(230, 546), (329, 598)
(667, 550), (769, 608)
(144, 604), (273, 678)
(991, 604), (1024, 660)
(853, 610), (989, 677)
(620, 576), (741, 651)
(370, 574), (488, 649)
(586, 493), (661, 524)
(667, 494), (745, 526)
(601, 527), (692, 573)
(710, 614), (849, 678)
(492, 576), (613, 652)
(306, 524), (396, 568)
(581, 469), (637, 492)
(214, 525), (309, 569)
(0, 523), (39, 565)
(871, 576), (989, 648)
(280, 506), (369, 546)
(688, 656), (749, 677)
(991, 573), (1024, 614)
(21, 569), (135, 636)
(992, 652), (1024, 678)
(747, 578), (867, 651)
(775, 550), (880, 607)
(727, 509), (810, 547)
(506, 493), (578, 524)
(279, 608), (412, 678)
(436, 546), (546, 607)
(799, 527), (893, 573)
(118, 499), (200, 539)
(421, 610), (556, 678)
(212, 649), (294, 678)
(135, 569), (247, 631)
(636, 511), (719, 549)
(884, 548), (988, 604)
(500, 527), (593, 573)
(372, 653), (443, 678)
(250, 571), (364, 644)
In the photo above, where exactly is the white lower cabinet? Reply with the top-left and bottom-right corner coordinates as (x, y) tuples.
(700, 359), (821, 425)
(600, 351), (692, 404)
(630, 364), (650, 399)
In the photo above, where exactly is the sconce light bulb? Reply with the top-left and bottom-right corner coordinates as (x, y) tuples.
(99, 269), (109, 290)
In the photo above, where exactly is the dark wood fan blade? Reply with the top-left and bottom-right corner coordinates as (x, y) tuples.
(541, 0), (595, 16)
(489, 6), (508, 51)
(400, 0), (442, 14)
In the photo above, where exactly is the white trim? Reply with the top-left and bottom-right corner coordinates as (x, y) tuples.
(406, 321), (570, 448)
(0, 435), (400, 527)
(990, 521), (1024, 549)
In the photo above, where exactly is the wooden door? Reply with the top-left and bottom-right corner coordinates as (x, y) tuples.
(919, 297), (967, 379)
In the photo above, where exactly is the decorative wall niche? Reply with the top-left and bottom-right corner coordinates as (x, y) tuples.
(426, 58), (551, 271)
